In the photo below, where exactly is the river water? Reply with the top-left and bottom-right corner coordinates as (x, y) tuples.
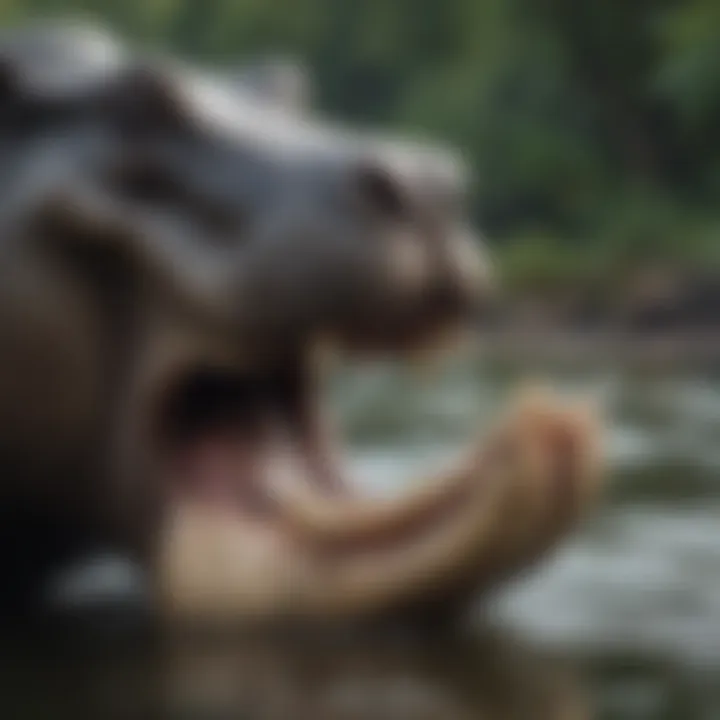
(337, 357), (720, 718)
(2, 356), (719, 718)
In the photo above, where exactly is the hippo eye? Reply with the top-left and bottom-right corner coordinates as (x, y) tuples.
(113, 160), (186, 206)
(355, 165), (410, 222)
(111, 159), (245, 243)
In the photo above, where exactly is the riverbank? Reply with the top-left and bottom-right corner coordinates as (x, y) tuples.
(476, 329), (720, 372)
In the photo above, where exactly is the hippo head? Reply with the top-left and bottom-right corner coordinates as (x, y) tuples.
(4, 25), (488, 347)
(0, 23), (598, 622)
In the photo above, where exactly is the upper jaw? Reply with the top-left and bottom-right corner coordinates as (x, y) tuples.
(112, 281), (482, 520)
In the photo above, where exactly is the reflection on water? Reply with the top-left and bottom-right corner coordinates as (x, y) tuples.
(2, 619), (718, 719)
(4, 358), (720, 718)
(0, 623), (589, 719)
(159, 629), (587, 719)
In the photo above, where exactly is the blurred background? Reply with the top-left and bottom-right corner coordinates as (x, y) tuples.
(4, 0), (720, 334)
(1, 2), (719, 719)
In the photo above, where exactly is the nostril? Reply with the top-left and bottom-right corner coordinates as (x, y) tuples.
(353, 163), (410, 222)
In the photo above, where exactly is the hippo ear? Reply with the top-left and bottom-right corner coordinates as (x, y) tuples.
(0, 22), (125, 105)
(105, 64), (188, 136)
(228, 57), (311, 113)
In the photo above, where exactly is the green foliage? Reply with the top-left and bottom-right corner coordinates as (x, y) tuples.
(1, 0), (718, 294)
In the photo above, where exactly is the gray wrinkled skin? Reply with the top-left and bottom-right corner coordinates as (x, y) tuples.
(0, 22), (489, 612)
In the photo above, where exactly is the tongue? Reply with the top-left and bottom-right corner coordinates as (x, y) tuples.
(172, 431), (274, 513)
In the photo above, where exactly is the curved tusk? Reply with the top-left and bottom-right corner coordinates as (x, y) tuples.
(499, 399), (603, 577)
(280, 389), (602, 618)
(270, 451), (482, 545)
(310, 452), (513, 616)
(442, 392), (603, 591)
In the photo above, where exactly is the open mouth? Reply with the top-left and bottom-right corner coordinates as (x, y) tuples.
(152, 353), (367, 526)
(157, 367), (307, 516)
(146, 345), (601, 622)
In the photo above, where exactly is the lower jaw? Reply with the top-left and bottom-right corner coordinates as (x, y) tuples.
(152, 388), (601, 626)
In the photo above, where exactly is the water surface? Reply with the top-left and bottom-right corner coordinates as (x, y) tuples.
(3, 358), (719, 718)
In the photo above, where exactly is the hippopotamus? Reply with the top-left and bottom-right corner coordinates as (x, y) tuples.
(0, 22), (602, 622)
